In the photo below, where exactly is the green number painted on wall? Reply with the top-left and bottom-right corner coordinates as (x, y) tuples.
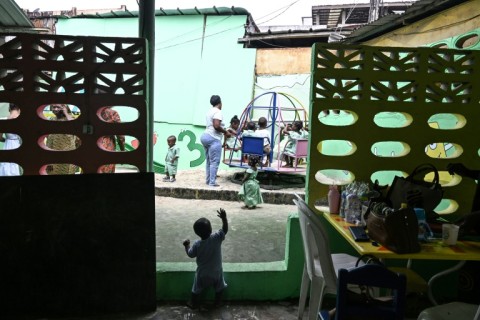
(178, 130), (205, 168)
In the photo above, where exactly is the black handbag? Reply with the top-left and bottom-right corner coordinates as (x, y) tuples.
(386, 163), (444, 222)
(366, 205), (421, 254)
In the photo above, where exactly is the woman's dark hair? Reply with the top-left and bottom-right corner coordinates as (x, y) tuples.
(193, 217), (212, 240)
(210, 95), (222, 106)
(230, 115), (240, 125)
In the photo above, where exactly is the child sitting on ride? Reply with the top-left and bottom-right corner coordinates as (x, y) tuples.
(281, 120), (307, 167)
(255, 117), (272, 166)
(238, 155), (264, 210)
(240, 121), (257, 163)
(301, 122), (309, 138)
(272, 122), (291, 161)
(224, 115), (241, 151)
(241, 121), (257, 137)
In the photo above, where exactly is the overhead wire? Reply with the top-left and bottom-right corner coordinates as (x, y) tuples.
(156, 16), (231, 45)
(155, 1), (303, 51)
(255, 39), (293, 48)
(156, 22), (242, 50)
(255, 75), (311, 90)
(333, 0), (360, 37)
(255, 0), (301, 25)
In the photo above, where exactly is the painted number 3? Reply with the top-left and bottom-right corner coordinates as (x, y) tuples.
(178, 130), (205, 168)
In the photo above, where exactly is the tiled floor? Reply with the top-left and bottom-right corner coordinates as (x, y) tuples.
(6, 300), (313, 320)
(8, 297), (426, 320)
(150, 300), (305, 320)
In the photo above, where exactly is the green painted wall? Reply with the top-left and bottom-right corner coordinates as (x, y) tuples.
(428, 28), (480, 50)
(57, 15), (256, 171)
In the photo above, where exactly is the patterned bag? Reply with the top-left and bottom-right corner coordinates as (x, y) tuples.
(386, 163), (443, 222)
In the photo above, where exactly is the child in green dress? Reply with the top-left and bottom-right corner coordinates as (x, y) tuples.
(224, 115), (241, 151)
(238, 155), (264, 209)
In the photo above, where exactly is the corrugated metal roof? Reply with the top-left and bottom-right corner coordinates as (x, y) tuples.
(56, 6), (250, 19)
(343, 0), (471, 43)
(312, 1), (415, 27)
(0, 0), (34, 31)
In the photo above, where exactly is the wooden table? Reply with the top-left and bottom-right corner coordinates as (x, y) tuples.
(322, 211), (480, 304)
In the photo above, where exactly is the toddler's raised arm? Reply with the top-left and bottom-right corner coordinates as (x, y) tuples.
(182, 239), (190, 254)
(217, 208), (228, 235)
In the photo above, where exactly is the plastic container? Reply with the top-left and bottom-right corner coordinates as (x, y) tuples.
(345, 193), (361, 224)
(414, 207), (432, 241)
(328, 185), (340, 214)
(339, 188), (347, 218)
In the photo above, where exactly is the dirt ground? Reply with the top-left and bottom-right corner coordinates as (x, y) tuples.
(155, 196), (296, 263)
(154, 169), (301, 263)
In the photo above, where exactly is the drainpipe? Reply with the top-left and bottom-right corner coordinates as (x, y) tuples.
(139, 0), (155, 172)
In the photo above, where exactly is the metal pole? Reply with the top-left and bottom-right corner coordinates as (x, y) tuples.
(139, 0), (155, 172)
(369, 0), (380, 23)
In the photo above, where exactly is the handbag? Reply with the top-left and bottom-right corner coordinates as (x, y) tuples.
(386, 163), (444, 222)
(366, 204), (421, 254)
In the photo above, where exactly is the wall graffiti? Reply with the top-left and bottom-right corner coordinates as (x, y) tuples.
(178, 129), (205, 168)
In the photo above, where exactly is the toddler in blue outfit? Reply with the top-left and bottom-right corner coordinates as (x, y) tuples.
(183, 208), (228, 309)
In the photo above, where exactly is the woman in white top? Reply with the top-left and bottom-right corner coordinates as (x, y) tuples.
(200, 95), (232, 187)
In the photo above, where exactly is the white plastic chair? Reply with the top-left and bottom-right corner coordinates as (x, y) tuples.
(417, 302), (479, 320)
(294, 197), (360, 320)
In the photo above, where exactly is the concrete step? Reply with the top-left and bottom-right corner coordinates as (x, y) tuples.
(154, 169), (305, 205)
